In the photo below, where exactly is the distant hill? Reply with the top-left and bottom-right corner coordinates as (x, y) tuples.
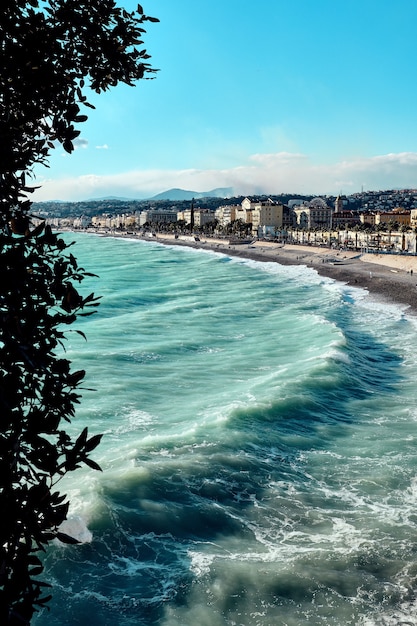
(151, 187), (233, 201)
(86, 195), (140, 201)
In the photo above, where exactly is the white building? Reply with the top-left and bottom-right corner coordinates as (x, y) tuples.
(215, 204), (238, 227)
(139, 209), (178, 226)
(294, 197), (332, 229)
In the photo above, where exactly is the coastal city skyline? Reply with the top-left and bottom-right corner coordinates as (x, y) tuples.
(33, 0), (417, 202)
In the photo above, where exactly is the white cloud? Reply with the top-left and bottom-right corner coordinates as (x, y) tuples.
(74, 138), (89, 150)
(95, 144), (109, 150)
(32, 151), (417, 202)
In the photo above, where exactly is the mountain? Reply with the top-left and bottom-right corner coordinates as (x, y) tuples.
(150, 187), (233, 201)
(86, 195), (141, 201)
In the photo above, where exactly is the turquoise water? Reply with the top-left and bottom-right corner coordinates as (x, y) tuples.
(34, 233), (417, 626)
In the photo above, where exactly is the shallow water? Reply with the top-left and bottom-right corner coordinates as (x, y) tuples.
(34, 233), (417, 625)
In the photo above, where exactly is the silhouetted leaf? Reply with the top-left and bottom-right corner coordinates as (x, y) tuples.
(83, 457), (103, 471)
(29, 221), (46, 238)
(0, 0), (158, 618)
(56, 532), (80, 545)
(67, 369), (85, 386)
(62, 139), (73, 153)
(85, 433), (103, 452)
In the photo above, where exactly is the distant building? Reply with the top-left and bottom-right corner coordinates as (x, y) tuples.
(360, 212), (376, 227)
(376, 209), (411, 226)
(293, 197), (332, 229)
(237, 197), (284, 236)
(360, 210), (411, 227)
(282, 204), (296, 229)
(91, 214), (112, 228)
(235, 197), (254, 225)
(334, 195), (344, 213)
(252, 203), (283, 237)
(215, 204), (238, 227)
(177, 208), (215, 227)
(376, 210), (410, 227)
(332, 210), (360, 229)
(73, 215), (91, 229)
(139, 209), (178, 226)
(91, 212), (139, 229)
(288, 199), (307, 209)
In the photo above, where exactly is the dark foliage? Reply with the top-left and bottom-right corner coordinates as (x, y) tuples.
(0, 1), (158, 623)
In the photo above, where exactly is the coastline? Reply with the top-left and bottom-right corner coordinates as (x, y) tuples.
(93, 231), (417, 314)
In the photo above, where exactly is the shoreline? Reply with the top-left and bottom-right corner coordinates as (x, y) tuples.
(92, 230), (417, 314)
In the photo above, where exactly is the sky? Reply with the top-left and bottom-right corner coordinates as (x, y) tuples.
(32, 0), (417, 202)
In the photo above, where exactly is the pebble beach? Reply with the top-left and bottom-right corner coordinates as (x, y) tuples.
(150, 233), (417, 313)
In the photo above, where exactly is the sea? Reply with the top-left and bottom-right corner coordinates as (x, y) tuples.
(33, 232), (417, 626)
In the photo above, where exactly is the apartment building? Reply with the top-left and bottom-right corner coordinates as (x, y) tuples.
(237, 197), (284, 235)
(214, 204), (238, 227)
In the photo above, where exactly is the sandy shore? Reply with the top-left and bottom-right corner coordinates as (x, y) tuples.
(148, 234), (417, 314)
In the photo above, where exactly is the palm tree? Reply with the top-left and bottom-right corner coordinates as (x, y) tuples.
(352, 224), (361, 251)
(399, 223), (409, 251)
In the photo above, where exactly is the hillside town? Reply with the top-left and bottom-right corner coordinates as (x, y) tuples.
(34, 188), (417, 254)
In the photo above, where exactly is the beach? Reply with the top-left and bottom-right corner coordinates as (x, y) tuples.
(146, 233), (417, 314)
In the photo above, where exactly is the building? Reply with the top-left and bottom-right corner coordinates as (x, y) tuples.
(282, 204), (296, 229)
(334, 194), (344, 213)
(237, 198), (284, 236)
(72, 215), (91, 229)
(90, 212), (139, 229)
(251, 202), (283, 237)
(360, 210), (411, 228)
(376, 210), (411, 227)
(177, 207), (215, 227)
(293, 197), (332, 229)
(234, 197), (254, 225)
(91, 214), (112, 228)
(214, 204), (238, 227)
(331, 210), (360, 229)
(139, 209), (178, 227)
(360, 212), (377, 227)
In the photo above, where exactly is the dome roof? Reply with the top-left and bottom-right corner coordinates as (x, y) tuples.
(309, 197), (328, 208)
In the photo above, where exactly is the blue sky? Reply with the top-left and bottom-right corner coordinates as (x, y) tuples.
(33, 0), (417, 201)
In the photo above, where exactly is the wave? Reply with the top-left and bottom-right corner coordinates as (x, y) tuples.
(33, 233), (417, 626)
